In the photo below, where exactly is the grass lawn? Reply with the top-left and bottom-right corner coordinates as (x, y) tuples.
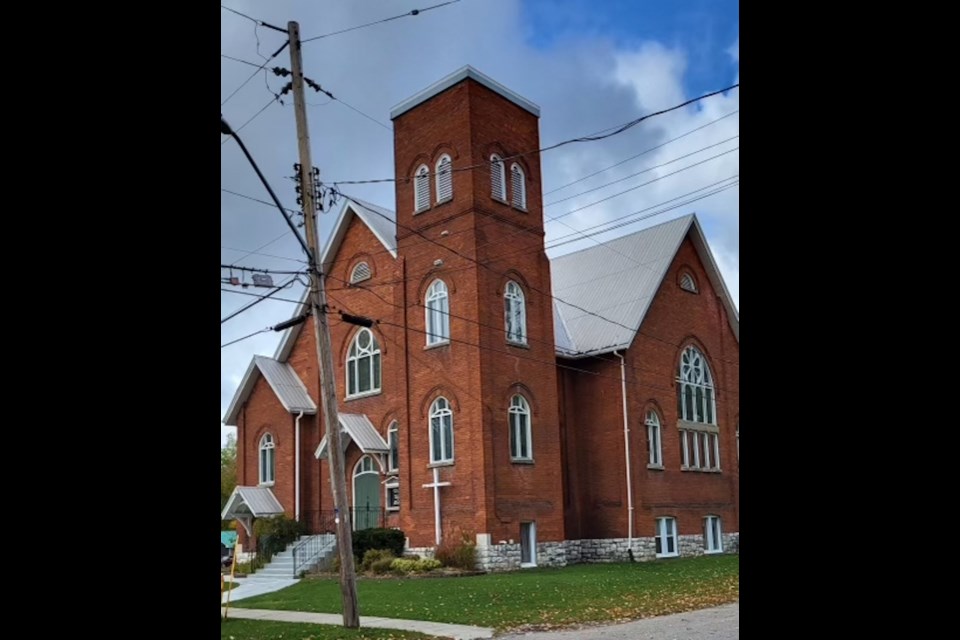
(220, 619), (443, 640)
(236, 555), (738, 631)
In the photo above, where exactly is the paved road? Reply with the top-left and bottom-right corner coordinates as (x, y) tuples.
(498, 603), (739, 640)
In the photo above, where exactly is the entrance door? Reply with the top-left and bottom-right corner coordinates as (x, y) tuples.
(352, 455), (381, 530)
(520, 522), (537, 567)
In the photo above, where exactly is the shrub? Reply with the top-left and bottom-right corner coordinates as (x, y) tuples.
(390, 558), (441, 573)
(360, 548), (395, 572)
(352, 528), (405, 560)
(369, 556), (396, 574)
(254, 515), (307, 557)
(434, 533), (476, 570)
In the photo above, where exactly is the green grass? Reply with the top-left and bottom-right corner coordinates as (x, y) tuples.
(236, 555), (739, 631)
(220, 619), (443, 640)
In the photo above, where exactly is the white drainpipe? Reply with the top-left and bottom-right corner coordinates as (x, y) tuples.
(295, 410), (304, 521)
(614, 350), (633, 555)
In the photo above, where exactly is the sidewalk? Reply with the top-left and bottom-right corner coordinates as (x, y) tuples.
(221, 574), (299, 604)
(221, 607), (495, 640)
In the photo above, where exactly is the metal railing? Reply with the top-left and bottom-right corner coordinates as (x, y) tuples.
(292, 533), (336, 577)
(301, 508), (387, 534)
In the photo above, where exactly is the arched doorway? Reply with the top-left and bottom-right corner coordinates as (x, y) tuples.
(352, 455), (381, 530)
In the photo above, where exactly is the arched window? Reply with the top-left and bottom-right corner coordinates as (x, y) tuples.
(510, 163), (526, 209)
(490, 154), (506, 201)
(429, 397), (454, 464)
(346, 328), (381, 397)
(645, 410), (662, 467)
(259, 433), (275, 485)
(387, 421), (399, 473)
(414, 164), (430, 212)
(436, 154), (453, 202)
(677, 346), (720, 472)
(678, 346), (715, 424)
(509, 395), (532, 461)
(351, 261), (372, 284)
(679, 272), (698, 293)
(425, 279), (450, 345)
(504, 281), (527, 345)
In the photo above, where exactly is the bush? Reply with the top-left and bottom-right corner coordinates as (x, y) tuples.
(434, 533), (476, 570)
(254, 515), (307, 557)
(352, 528), (405, 561)
(369, 556), (396, 574)
(359, 548), (395, 572)
(390, 557), (441, 573)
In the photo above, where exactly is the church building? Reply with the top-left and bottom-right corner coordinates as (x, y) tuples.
(222, 66), (740, 570)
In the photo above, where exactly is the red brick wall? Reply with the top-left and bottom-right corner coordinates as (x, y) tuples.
(559, 235), (740, 541)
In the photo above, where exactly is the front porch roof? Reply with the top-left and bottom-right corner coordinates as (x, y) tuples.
(220, 485), (284, 521)
(315, 413), (389, 459)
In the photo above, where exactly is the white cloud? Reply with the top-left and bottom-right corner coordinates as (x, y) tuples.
(221, 3), (739, 445)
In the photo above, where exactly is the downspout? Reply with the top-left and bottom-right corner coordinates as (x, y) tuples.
(295, 410), (304, 521)
(614, 350), (633, 557)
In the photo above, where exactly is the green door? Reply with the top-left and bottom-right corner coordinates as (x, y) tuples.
(353, 456), (381, 530)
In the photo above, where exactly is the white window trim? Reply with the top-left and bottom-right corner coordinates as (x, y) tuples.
(259, 433), (275, 486)
(429, 397), (454, 464)
(414, 164), (430, 213)
(646, 410), (662, 467)
(385, 478), (400, 512)
(677, 346), (717, 425)
(387, 422), (399, 473)
(436, 154), (453, 203)
(704, 515), (723, 554)
(346, 328), (382, 399)
(504, 281), (527, 345)
(655, 517), (679, 558)
(510, 163), (527, 210)
(425, 279), (450, 346)
(351, 262), (372, 284)
(509, 395), (533, 461)
(491, 154), (507, 202)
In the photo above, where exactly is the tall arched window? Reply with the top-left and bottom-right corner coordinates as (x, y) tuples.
(490, 154), (506, 201)
(504, 281), (527, 344)
(436, 154), (453, 202)
(678, 346), (715, 424)
(429, 397), (454, 464)
(414, 164), (430, 212)
(346, 328), (381, 397)
(425, 279), (450, 345)
(677, 346), (719, 472)
(259, 433), (275, 485)
(509, 395), (532, 461)
(510, 163), (526, 209)
(646, 410), (662, 467)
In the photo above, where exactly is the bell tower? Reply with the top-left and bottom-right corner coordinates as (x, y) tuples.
(390, 67), (565, 551)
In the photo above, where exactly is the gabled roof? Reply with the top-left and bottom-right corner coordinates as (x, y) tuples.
(272, 197), (397, 364)
(551, 214), (739, 357)
(315, 413), (389, 459)
(222, 355), (316, 425)
(390, 65), (540, 120)
(220, 486), (284, 520)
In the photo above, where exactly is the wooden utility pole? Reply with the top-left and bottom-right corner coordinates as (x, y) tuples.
(287, 20), (360, 628)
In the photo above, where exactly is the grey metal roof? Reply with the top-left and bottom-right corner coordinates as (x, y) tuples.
(222, 356), (316, 425)
(550, 214), (739, 357)
(390, 65), (540, 120)
(315, 413), (389, 459)
(220, 486), (284, 520)
(550, 215), (693, 357)
(319, 197), (398, 285)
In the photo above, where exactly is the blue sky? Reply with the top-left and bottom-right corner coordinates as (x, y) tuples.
(220, 0), (739, 446)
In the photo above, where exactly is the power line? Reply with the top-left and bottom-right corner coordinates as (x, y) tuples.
(340, 194), (740, 369)
(220, 97), (278, 145)
(221, 288), (306, 305)
(221, 328), (272, 349)
(221, 264), (309, 275)
(328, 83), (740, 186)
(544, 110), (739, 196)
(221, 276), (300, 325)
(221, 188), (300, 215)
(221, 245), (307, 265)
(302, 0), (462, 43)
(221, 53), (263, 68)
